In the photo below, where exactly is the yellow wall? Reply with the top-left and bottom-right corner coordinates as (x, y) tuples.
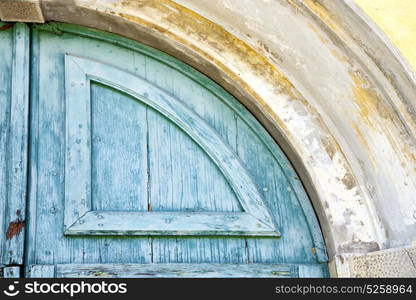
(355, 0), (416, 71)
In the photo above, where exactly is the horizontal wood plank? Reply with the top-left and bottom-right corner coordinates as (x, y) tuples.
(1, 266), (20, 278)
(26, 265), (55, 278)
(65, 211), (280, 237)
(55, 263), (297, 278)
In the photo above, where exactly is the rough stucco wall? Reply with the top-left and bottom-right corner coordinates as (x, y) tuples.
(355, 0), (416, 71)
(0, 0), (415, 266)
(173, 0), (416, 251)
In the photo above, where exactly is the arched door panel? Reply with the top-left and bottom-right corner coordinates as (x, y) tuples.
(0, 23), (328, 277)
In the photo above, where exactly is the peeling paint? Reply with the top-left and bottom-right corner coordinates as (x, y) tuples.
(338, 240), (380, 254)
(0, 23), (13, 31)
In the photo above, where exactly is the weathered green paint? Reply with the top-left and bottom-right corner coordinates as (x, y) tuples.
(26, 263), (328, 278)
(0, 22), (328, 277)
(65, 211), (279, 236)
(0, 23), (30, 267)
(64, 54), (278, 237)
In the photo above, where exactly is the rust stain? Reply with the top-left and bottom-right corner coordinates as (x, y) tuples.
(0, 23), (14, 31)
(6, 210), (25, 240)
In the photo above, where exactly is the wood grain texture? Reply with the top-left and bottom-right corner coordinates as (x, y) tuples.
(0, 22), (13, 267)
(55, 263), (297, 278)
(2, 266), (20, 278)
(23, 23), (328, 277)
(0, 23), (30, 266)
(91, 83), (148, 212)
(65, 211), (279, 236)
(63, 54), (278, 237)
(64, 54), (276, 230)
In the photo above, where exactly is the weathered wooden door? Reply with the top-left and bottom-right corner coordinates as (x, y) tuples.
(0, 23), (328, 277)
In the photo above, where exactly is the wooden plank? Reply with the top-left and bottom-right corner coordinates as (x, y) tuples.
(236, 118), (319, 264)
(56, 263), (296, 278)
(26, 265), (55, 278)
(144, 59), (247, 264)
(0, 22), (14, 266)
(26, 24), (328, 276)
(298, 264), (329, 278)
(64, 54), (91, 229)
(3, 23), (30, 265)
(64, 54), (276, 232)
(27, 28), (153, 267)
(90, 83), (148, 212)
(2, 266), (20, 278)
(65, 211), (280, 236)
(146, 105), (241, 214)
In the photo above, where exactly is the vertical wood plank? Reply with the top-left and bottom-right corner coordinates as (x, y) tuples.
(90, 83), (148, 211)
(0, 22), (14, 266)
(3, 23), (30, 266)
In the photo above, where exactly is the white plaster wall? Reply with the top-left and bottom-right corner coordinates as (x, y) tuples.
(173, 0), (416, 251)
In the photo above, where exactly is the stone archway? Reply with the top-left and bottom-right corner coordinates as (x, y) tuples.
(1, 0), (415, 277)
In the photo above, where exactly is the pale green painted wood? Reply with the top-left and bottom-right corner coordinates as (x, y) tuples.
(26, 27), (153, 266)
(2, 266), (20, 278)
(0, 23), (30, 266)
(24, 23), (329, 277)
(237, 119), (318, 263)
(54, 263), (297, 278)
(65, 211), (279, 236)
(26, 265), (55, 278)
(0, 22), (14, 267)
(91, 83), (148, 212)
(63, 53), (278, 237)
